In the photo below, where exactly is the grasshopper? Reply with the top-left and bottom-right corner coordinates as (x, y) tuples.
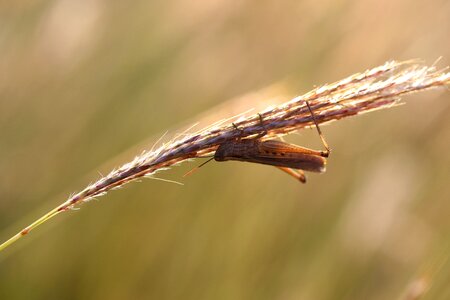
(186, 101), (330, 183)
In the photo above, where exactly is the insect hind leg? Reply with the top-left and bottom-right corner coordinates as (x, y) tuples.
(305, 101), (331, 157)
(277, 167), (306, 183)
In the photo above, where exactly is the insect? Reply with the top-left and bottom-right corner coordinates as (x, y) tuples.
(186, 101), (330, 183)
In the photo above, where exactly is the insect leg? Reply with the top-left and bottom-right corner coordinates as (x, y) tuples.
(254, 113), (268, 139)
(305, 101), (331, 157)
(232, 113), (268, 139)
(276, 167), (306, 183)
(232, 122), (244, 135)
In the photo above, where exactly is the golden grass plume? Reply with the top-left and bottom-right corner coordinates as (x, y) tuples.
(0, 60), (449, 252)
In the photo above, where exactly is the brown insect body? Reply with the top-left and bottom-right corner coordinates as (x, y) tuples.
(214, 138), (326, 173)
(185, 102), (330, 183)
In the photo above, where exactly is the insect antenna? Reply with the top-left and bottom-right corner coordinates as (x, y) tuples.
(305, 101), (331, 157)
(183, 156), (215, 177)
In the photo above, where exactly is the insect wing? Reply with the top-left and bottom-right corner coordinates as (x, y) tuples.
(256, 140), (326, 172)
(259, 140), (322, 156)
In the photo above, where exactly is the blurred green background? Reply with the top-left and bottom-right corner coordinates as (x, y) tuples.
(1, 0), (449, 299)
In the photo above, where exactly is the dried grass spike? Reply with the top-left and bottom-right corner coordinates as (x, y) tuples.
(0, 60), (449, 252)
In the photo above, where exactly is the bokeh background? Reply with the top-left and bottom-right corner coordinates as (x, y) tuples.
(1, 0), (449, 299)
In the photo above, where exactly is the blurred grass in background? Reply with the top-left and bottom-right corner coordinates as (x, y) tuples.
(1, 0), (449, 299)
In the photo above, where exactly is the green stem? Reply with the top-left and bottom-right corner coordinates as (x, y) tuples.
(0, 208), (62, 252)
